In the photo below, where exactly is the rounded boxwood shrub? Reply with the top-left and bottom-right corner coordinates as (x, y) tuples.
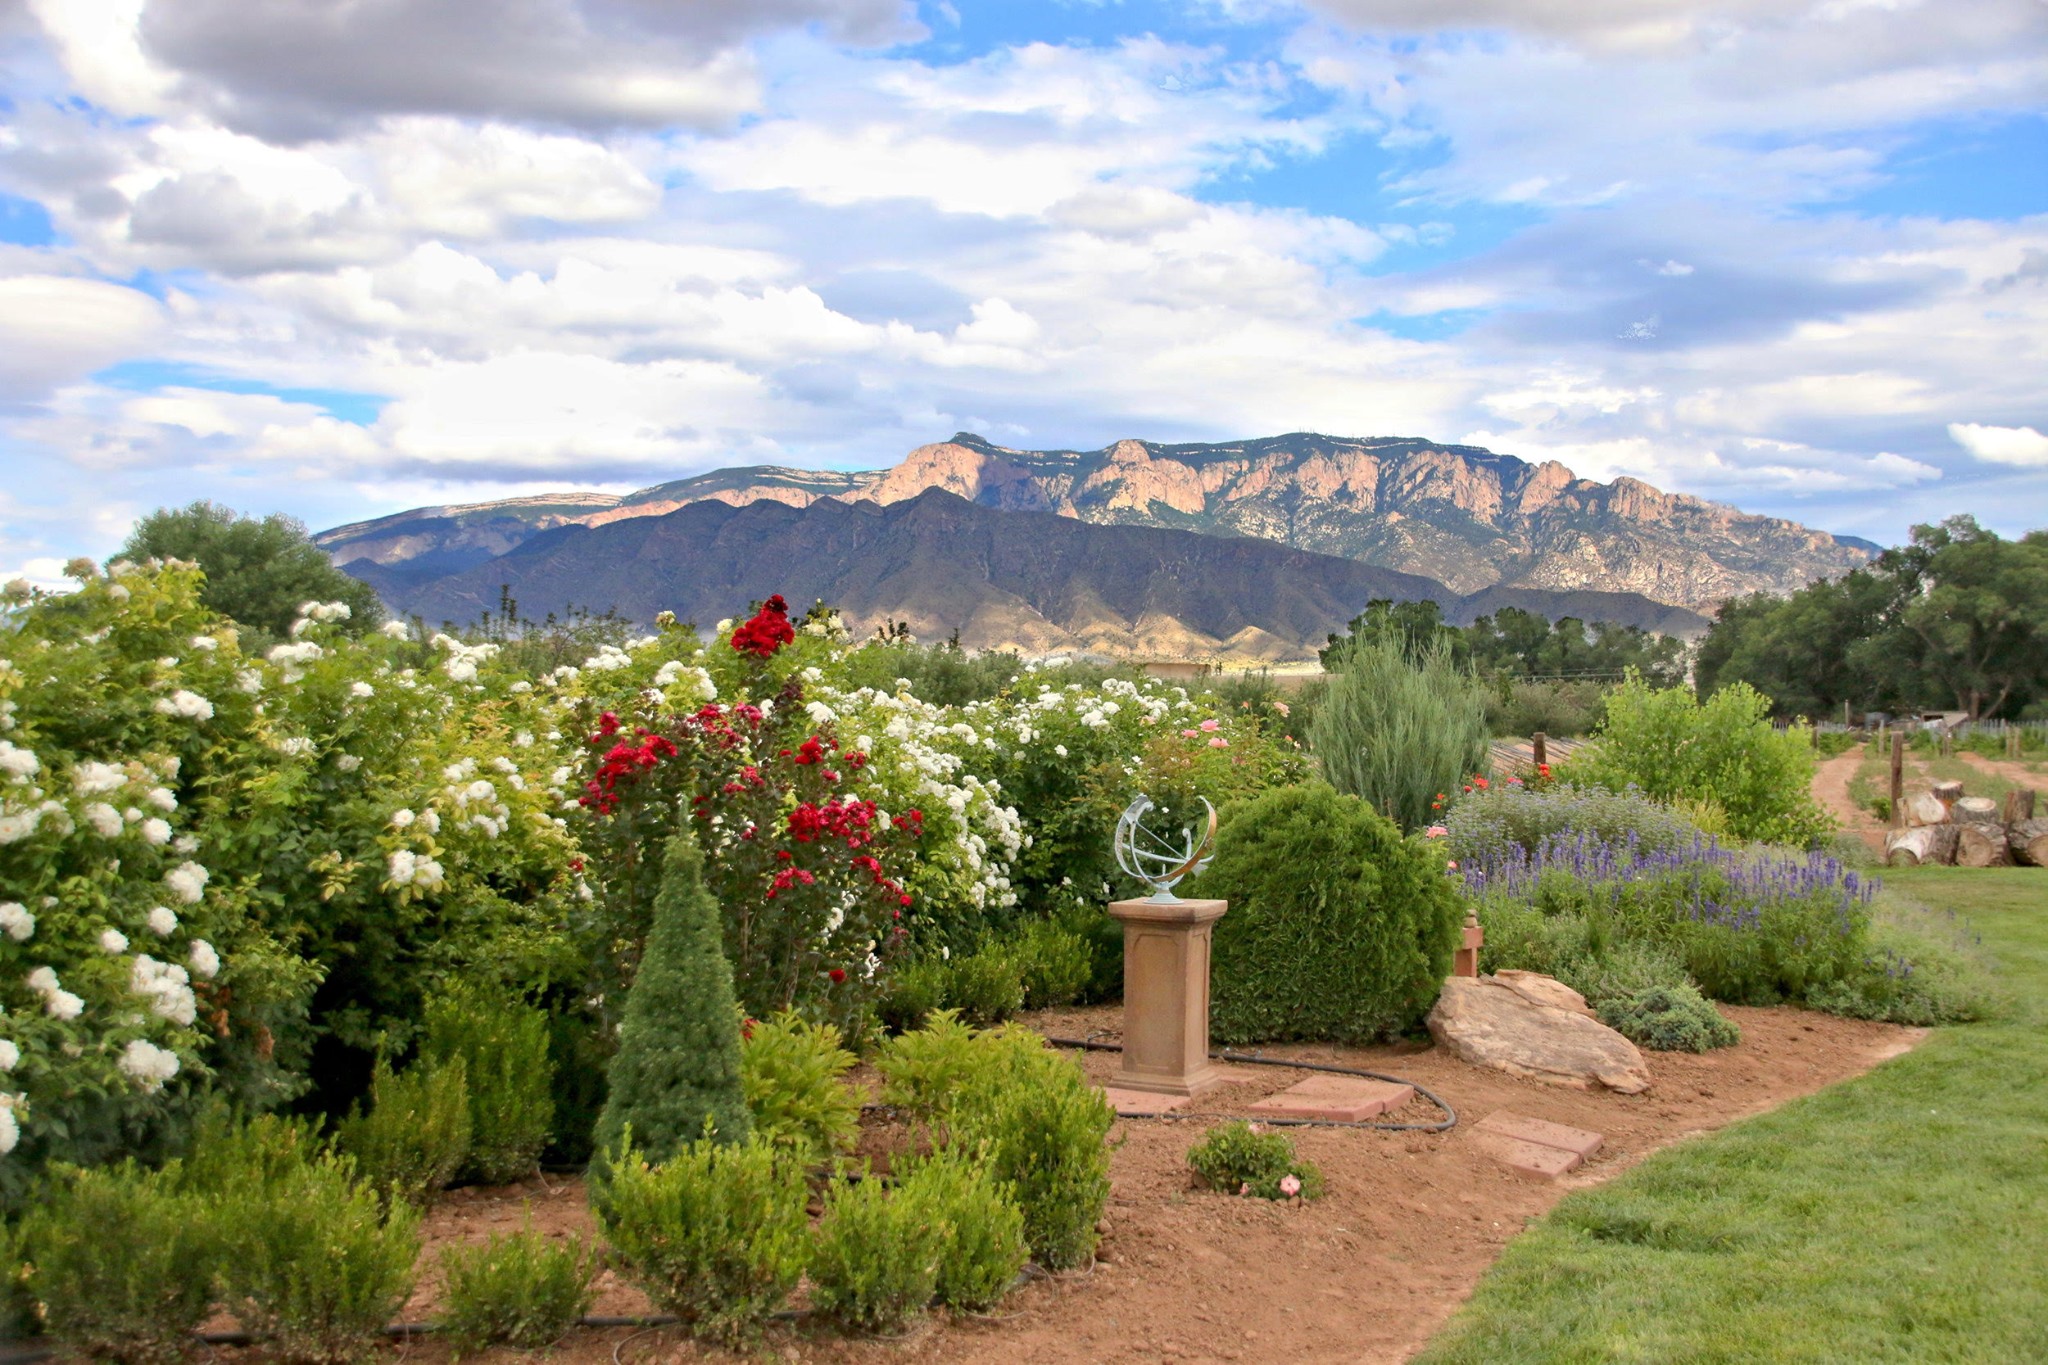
(1194, 782), (1463, 1044)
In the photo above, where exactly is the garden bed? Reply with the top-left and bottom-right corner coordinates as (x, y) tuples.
(132, 1003), (1923, 1365)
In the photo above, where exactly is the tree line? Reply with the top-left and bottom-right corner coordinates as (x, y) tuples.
(1320, 598), (1688, 688)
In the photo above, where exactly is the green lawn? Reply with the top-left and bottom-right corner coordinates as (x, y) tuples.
(1416, 868), (2048, 1365)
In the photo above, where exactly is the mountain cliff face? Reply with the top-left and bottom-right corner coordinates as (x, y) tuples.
(319, 431), (1873, 615)
(351, 488), (1709, 662)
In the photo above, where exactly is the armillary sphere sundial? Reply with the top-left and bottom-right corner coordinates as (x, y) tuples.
(1113, 793), (1217, 902)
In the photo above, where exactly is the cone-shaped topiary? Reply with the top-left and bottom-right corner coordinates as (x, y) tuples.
(594, 827), (752, 1167)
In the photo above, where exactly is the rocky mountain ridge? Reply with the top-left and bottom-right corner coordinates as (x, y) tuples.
(319, 431), (1876, 613)
(348, 488), (1711, 662)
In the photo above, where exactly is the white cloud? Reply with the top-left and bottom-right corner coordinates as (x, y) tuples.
(1948, 422), (2048, 467)
(0, 276), (166, 400)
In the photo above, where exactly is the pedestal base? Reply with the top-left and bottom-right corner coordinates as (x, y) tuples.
(1107, 896), (1227, 1099)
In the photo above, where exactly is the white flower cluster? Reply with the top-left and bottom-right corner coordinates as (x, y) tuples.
(380, 620), (410, 640)
(165, 861), (209, 904)
(581, 644), (635, 672)
(430, 634), (500, 683)
(653, 660), (717, 701)
(290, 600), (353, 636)
(0, 1093), (19, 1155)
(131, 954), (198, 1026)
(152, 689), (215, 720)
(26, 965), (83, 1020)
(117, 1038), (180, 1092)
(386, 848), (447, 888)
(0, 740), (38, 781)
(267, 640), (325, 683)
(0, 902), (33, 941)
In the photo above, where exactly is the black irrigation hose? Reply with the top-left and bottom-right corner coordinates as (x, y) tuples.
(1041, 1034), (1459, 1133)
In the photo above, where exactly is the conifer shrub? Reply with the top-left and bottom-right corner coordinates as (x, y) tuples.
(593, 829), (752, 1170)
(423, 984), (555, 1184)
(438, 1223), (598, 1353)
(1186, 1121), (1324, 1201)
(895, 1151), (1028, 1313)
(949, 1032), (1114, 1271)
(337, 1055), (471, 1207)
(739, 1010), (860, 1168)
(1597, 984), (1741, 1052)
(1310, 634), (1490, 832)
(215, 1153), (421, 1365)
(873, 1009), (982, 1121)
(1194, 783), (1463, 1044)
(806, 1172), (946, 1335)
(591, 1133), (808, 1346)
(941, 947), (1027, 1026)
(174, 1103), (326, 1196)
(19, 1162), (219, 1365)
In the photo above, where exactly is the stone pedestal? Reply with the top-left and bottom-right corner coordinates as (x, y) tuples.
(1107, 897), (1227, 1098)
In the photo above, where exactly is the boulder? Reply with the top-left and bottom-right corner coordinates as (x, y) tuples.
(1427, 975), (1652, 1094)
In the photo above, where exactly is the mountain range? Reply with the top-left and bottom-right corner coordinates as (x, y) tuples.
(346, 488), (1714, 662)
(321, 430), (1874, 658)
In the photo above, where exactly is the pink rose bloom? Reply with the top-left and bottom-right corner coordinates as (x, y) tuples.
(1274, 701), (1290, 716)
(1239, 1182), (1251, 1196)
(1446, 860), (1459, 870)
(1425, 825), (1448, 838)
(1199, 718), (1221, 731)
(1209, 737), (1229, 748)
(1182, 728), (1199, 738)
(1279, 1174), (1302, 1198)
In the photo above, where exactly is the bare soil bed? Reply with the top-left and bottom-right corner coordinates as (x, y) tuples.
(324, 1004), (1926, 1365)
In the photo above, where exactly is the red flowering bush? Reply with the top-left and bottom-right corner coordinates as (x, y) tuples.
(730, 596), (795, 659)
(574, 628), (922, 1036)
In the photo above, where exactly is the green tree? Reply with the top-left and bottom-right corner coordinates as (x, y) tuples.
(1320, 598), (1465, 669)
(593, 828), (752, 1169)
(116, 501), (383, 644)
(1895, 517), (2048, 719)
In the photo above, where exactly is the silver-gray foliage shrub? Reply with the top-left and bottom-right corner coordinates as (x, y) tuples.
(1310, 634), (1489, 832)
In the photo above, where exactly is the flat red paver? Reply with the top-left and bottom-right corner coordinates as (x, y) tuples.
(1475, 1132), (1583, 1180)
(1475, 1110), (1605, 1160)
(1246, 1075), (1415, 1122)
(1101, 1087), (1192, 1116)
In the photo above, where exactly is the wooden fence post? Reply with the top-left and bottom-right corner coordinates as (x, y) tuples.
(1889, 730), (1905, 829)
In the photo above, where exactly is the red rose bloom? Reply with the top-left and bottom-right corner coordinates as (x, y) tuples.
(730, 594), (795, 658)
(828, 968), (847, 984)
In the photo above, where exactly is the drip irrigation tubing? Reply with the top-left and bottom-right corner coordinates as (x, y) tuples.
(1041, 1034), (1458, 1133)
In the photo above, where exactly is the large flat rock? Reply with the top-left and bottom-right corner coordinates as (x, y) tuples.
(1427, 975), (1652, 1094)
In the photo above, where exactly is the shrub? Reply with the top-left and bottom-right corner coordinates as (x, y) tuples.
(593, 829), (751, 1169)
(216, 1154), (421, 1365)
(874, 1009), (983, 1121)
(875, 955), (949, 1033)
(1446, 783), (1711, 867)
(1194, 783), (1463, 1044)
(739, 1010), (859, 1168)
(1485, 678), (1605, 740)
(591, 1134), (809, 1346)
(20, 1162), (219, 1365)
(895, 1151), (1028, 1313)
(950, 1033), (1113, 1271)
(336, 1055), (471, 1206)
(1475, 903), (1694, 1008)
(423, 984), (554, 1185)
(941, 947), (1026, 1026)
(1564, 675), (1835, 846)
(438, 1224), (598, 1354)
(1805, 894), (2001, 1026)
(1186, 1121), (1324, 1201)
(1, 1218), (37, 1342)
(174, 1102), (326, 1196)
(807, 1172), (945, 1335)
(1006, 918), (1093, 1010)
(1597, 985), (1740, 1052)
(1311, 634), (1490, 833)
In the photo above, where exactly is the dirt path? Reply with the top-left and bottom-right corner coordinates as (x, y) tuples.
(1957, 750), (2045, 797)
(362, 1006), (1926, 1365)
(1814, 745), (1887, 854)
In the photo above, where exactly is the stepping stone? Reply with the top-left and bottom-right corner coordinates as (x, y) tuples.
(1475, 1133), (1583, 1180)
(1246, 1075), (1415, 1122)
(1474, 1111), (1604, 1161)
(1101, 1087), (1192, 1116)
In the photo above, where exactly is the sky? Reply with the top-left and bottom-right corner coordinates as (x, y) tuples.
(0, 0), (2044, 585)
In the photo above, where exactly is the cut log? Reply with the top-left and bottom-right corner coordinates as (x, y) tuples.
(2001, 789), (2036, 825)
(2010, 818), (2048, 868)
(1930, 780), (1966, 806)
(1885, 825), (1960, 866)
(1902, 791), (1951, 828)
(1952, 796), (2001, 825)
(1955, 823), (2012, 868)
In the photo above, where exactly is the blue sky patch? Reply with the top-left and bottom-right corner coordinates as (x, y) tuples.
(95, 361), (388, 426)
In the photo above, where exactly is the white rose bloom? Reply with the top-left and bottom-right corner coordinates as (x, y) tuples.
(153, 690), (215, 720)
(390, 809), (416, 828)
(806, 700), (837, 725)
(141, 817), (172, 846)
(190, 635), (219, 651)
(26, 967), (59, 995)
(420, 809), (441, 834)
(387, 849), (418, 884)
(350, 681), (375, 699)
(1054, 744), (1068, 758)
(118, 1039), (180, 1091)
(0, 813), (34, 844)
(0, 1040), (17, 1071)
(237, 669), (264, 694)
(0, 741), (39, 780)
(165, 861), (209, 904)
(276, 737), (315, 758)
(73, 761), (125, 795)
(46, 989), (83, 1021)
(0, 903), (30, 940)
(336, 754), (362, 772)
(83, 803), (123, 838)
(144, 786), (177, 812)
(0, 1105), (15, 1155)
(99, 928), (129, 953)
(147, 906), (178, 936)
(380, 620), (409, 639)
(189, 939), (221, 980)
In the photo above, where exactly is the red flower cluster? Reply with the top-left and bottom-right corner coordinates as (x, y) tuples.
(731, 595), (795, 658)
(580, 729), (679, 815)
(787, 797), (878, 847)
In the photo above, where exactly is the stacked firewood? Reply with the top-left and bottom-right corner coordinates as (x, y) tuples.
(1885, 781), (2047, 867)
